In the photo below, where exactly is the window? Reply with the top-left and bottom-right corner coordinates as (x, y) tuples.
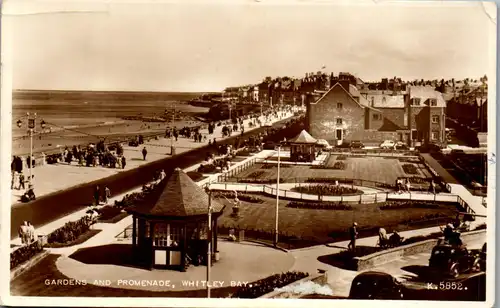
(431, 131), (439, 140)
(371, 97), (375, 107)
(430, 99), (437, 106)
(337, 102), (343, 109)
(432, 115), (439, 124)
(373, 114), (380, 120)
(412, 98), (421, 106)
(336, 118), (343, 125)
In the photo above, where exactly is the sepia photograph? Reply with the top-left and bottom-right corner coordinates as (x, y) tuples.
(1, 0), (496, 307)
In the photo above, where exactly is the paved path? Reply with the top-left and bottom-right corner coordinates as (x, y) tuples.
(420, 153), (459, 184)
(288, 226), (486, 297)
(11, 111), (296, 204)
(9, 114), (300, 240)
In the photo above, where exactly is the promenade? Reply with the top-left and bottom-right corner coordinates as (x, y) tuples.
(11, 110), (296, 205)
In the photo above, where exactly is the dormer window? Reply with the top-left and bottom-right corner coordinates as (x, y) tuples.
(430, 98), (437, 106)
(412, 98), (421, 106)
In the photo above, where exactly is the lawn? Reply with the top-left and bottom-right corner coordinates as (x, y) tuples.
(216, 194), (457, 245)
(231, 155), (432, 185)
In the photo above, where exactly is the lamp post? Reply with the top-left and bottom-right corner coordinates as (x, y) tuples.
(273, 138), (286, 247)
(16, 113), (46, 190)
(171, 102), (175, 155)
(205, 184), (213, 298)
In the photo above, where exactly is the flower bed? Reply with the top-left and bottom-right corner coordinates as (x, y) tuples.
(46, 216), (94, 246)
(287, 201), (352, 210)
(333, 162), (346, 170)
(213, 191), (264, 203)
(231, 271), (309, 298)
(238, 178), (285, 184)
(248, 171), (266, 178)
(291, 184), (361, 196)
(402, 163), (419, 175)
(379, 201), (440, 210)
(114, 192), (146, 208)
(398, 157), (421, 163)
(336, 155), (348, 160)
(10, 240), (44, 270)
(186, 171), (207, 182)
(197, 164), (218, 173)
(46, 229), (102, 248)
(305, 177), (354, 184)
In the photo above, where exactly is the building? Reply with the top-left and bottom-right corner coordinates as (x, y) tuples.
(306, 74), (446, 146)
(447, 86), (487, 132)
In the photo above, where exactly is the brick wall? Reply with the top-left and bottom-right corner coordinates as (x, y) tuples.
(308, 85), (365, 143)
(380, 108), (405, 130)
(348, 130), (401, 144)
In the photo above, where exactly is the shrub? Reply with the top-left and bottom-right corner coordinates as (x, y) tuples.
(291, 184), (360, 196)
(402, 164), (419, 175)
(213, 191), (264, 203)
(47, 216), (93, 245)
(336, 155), (348, 160)
(247, 171), (266, 178)
(197, 164), (218, 173)
(333, 162), (346, 170)
(10, 240), (44, 270)
(114, 192), (145, 208)
(379, 201), (440, 210)
(231, 271), (309, 298)
(287, 201), (352, 210)
(96, 206), (123, 221)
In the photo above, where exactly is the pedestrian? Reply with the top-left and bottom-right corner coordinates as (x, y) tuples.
(104, 186), (111, 204)
(405, 180), (411, 193)
(160, 169), (166, 181)
(347, 222), (358, 251)
(27, 221), (35, 244)
(19, 221), (29, 245)
(121, 156), (126, 169)
(11, 171), (15, 190)
(19, 172), (25, 190)
(94, 185), (100, 206)
(430, 180), (436, 194)
(142, 147), (148, 160)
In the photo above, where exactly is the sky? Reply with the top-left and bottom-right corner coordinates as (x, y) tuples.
(4, 0), (496, 92)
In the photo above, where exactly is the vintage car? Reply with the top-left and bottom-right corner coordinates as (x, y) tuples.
(349, 271), (404, 299)
(350, 140), (365, 149)
(428, 244), (481, 278)
(394, 141), (409, 150)
(379, 140), (395, 149)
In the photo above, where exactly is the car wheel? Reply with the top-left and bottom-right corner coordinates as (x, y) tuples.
(449, 262), (460, 278)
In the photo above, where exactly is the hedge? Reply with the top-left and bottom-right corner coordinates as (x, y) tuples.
(291, 184), (361, 196)
(10, 240), (44, 270)
(231, 271), (309, 298)
(47, 216), (93, 245)
(287, 201), (352, 210)
(213, 191), (264, 203)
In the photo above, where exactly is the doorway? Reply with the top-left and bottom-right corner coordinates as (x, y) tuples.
(336, 129), (343, 146)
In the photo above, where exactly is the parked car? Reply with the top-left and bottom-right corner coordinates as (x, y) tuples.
(350, 140), (364, 149)
(380, 140), (395, 149)
(415, 142), (442, 153)
(349, 271), (405, 299)
(428, 244), (481, 278)
(316, 139), (333, 150)
(394, 141), (409, 150)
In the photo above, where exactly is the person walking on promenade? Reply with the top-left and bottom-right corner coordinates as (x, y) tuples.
(11, 170), (15, 190)
(19, 221), (29, 245)
(27, 221), (35, 244)
(121, 156), (126, 169)
(104, 186), (111, 204)
(160, 169), (166, 181)
(348, 222), (358, 252)
(405, 180), (411, 193)
(94, 185), (100, 206)
(19, 172), (25, 190)
(429, 180), (436, 194)
(142, 147), (148, 160)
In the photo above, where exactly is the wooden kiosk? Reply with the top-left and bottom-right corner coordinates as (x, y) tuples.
(127, 168), (225, 271)
(289, 130), (318, 163)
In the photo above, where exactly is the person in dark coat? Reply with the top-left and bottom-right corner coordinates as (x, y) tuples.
(347, 222), (358, 251)
(142, 147), (148, 160)
(94, 185), (100, 206)
(121, 156), (126, 169)
(19, 173), (25, 190)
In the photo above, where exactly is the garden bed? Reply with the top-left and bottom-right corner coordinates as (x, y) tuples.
(402, 163), (419, 175)
(46, 229), (102, 248)
(291, 184), (362, 196)
(231, 271), (309, 298)
(10, 241), (44, 270)
(212, 191), (264, 203)
(186, 171), (208, 182)
(287, 201), (352, 210)
(379, 201), (442, 210)
(46, 216), (94, 247)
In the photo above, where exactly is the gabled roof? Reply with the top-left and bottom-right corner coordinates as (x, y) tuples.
(409, 86), (446, 107)
(289, 130), (317, 144)
(364, 93), (405, 108)
(127, 168), (224, 218)
(311, 82), (381, 113)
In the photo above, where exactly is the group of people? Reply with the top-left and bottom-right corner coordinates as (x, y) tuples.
(395, 178), (412, 193)
(93, 185), (112, 206)
(18, 221), (36, 245)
